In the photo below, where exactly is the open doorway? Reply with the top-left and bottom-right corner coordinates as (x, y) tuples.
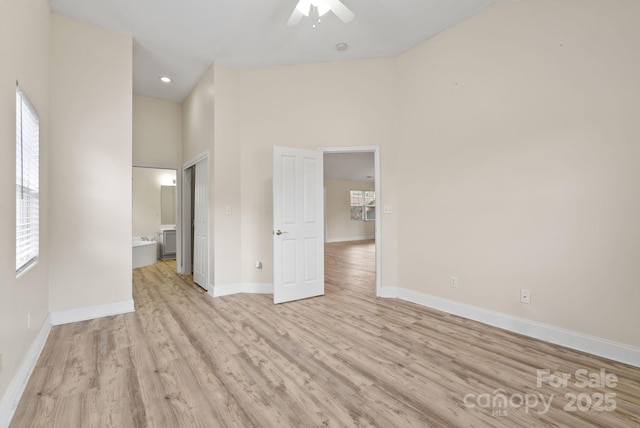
(271, 146), (380, 303)
(132, 166), (178, 269)
(321, 147), (381, 296)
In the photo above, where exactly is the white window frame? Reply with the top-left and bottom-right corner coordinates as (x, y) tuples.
(16, 84), (40, 276)
(350, 189), (375, 222)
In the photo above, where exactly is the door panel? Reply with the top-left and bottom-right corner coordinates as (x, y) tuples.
(303, 238), (318, 281)
(180, 166), (193, 275)
(273, 146), (324, 304)
(193, 159), (208, 289)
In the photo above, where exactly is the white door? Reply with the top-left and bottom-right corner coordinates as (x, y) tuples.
(273, 146), (324, 304)
(180, 166), (193, 275)
(193, 159), (208, 289)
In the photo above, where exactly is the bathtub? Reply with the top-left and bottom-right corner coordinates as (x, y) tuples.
(133, 236), (158, 269)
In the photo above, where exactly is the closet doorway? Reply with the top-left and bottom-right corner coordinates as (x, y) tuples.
(181, 155), (209, 291)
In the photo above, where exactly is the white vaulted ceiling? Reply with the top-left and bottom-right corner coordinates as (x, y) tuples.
(49, 0), (502, 103)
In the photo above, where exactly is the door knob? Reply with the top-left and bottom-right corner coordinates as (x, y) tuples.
(274, 229), (285, 236)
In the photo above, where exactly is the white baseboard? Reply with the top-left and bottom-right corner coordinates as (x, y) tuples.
(378, 287), (399, 298)
(50, 299), (135, 326)
(211, 283), (274, 297)
(325, 235), (375, 243)
(0, 314), (52, 428)
(391, 287), (640, 368)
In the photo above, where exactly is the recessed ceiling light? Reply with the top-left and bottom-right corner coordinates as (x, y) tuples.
(159, 76), (172, 84)
(336, 42), (348, 52)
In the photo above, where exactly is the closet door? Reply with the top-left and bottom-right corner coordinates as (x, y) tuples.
(193, 159), (209, 289)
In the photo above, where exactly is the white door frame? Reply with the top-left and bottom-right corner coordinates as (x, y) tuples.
(319, 146), (381, 297)
(180, 152), (210, 292)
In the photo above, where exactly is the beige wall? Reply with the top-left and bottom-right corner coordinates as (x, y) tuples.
(48, 14), (133, 312)
(182, 0), (640, 350)
(212, 64), (242, 286)
(325, 179), (375, 242)
(132, 168), (177, 237)
(182, 59), (399, 291)
(237, 59), (398, 286)
(0, 0), (51, 404)
(181, 66), (215, 283)
(0, 2), (134, 410)
(396, 0), (640, 347)
(181, 64), (243, 287)
(133, 94), (182, 167)
(182, 66), (214, 164)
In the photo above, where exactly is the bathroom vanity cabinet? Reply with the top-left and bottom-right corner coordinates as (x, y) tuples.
(159, 227), (176, 259)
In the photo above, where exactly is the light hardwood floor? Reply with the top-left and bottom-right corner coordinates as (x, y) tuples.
(11, 240), (640, 427)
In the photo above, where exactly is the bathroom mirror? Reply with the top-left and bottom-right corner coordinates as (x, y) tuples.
(132, 167), (177, 238)
(161, 185), (176, 225)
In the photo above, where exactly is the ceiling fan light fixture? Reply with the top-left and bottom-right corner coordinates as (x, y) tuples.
(288, 0), (353, 26)
(315, 0), (331, 16)
(296, 0), (331, 17)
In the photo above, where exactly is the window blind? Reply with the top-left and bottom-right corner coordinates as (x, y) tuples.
(16, 84), (40, 275)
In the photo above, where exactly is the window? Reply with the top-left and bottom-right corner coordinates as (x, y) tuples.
(16, 84), (39, 275)
(350, 190), (375, 222)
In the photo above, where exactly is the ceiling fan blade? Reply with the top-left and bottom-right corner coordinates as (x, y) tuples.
(287, 6), (305, 26)
(325, 0), (354, 23)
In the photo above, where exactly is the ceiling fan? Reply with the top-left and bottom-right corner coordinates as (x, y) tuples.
(287, 0), (355, 27)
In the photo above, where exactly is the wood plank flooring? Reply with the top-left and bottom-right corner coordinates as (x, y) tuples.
(11, 240), (640, 427)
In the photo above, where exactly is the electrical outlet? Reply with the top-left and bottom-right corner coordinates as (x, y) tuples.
(450, 276), (458, 288)
(520, 289), (531, 304)
(256, 261), (262, 270)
